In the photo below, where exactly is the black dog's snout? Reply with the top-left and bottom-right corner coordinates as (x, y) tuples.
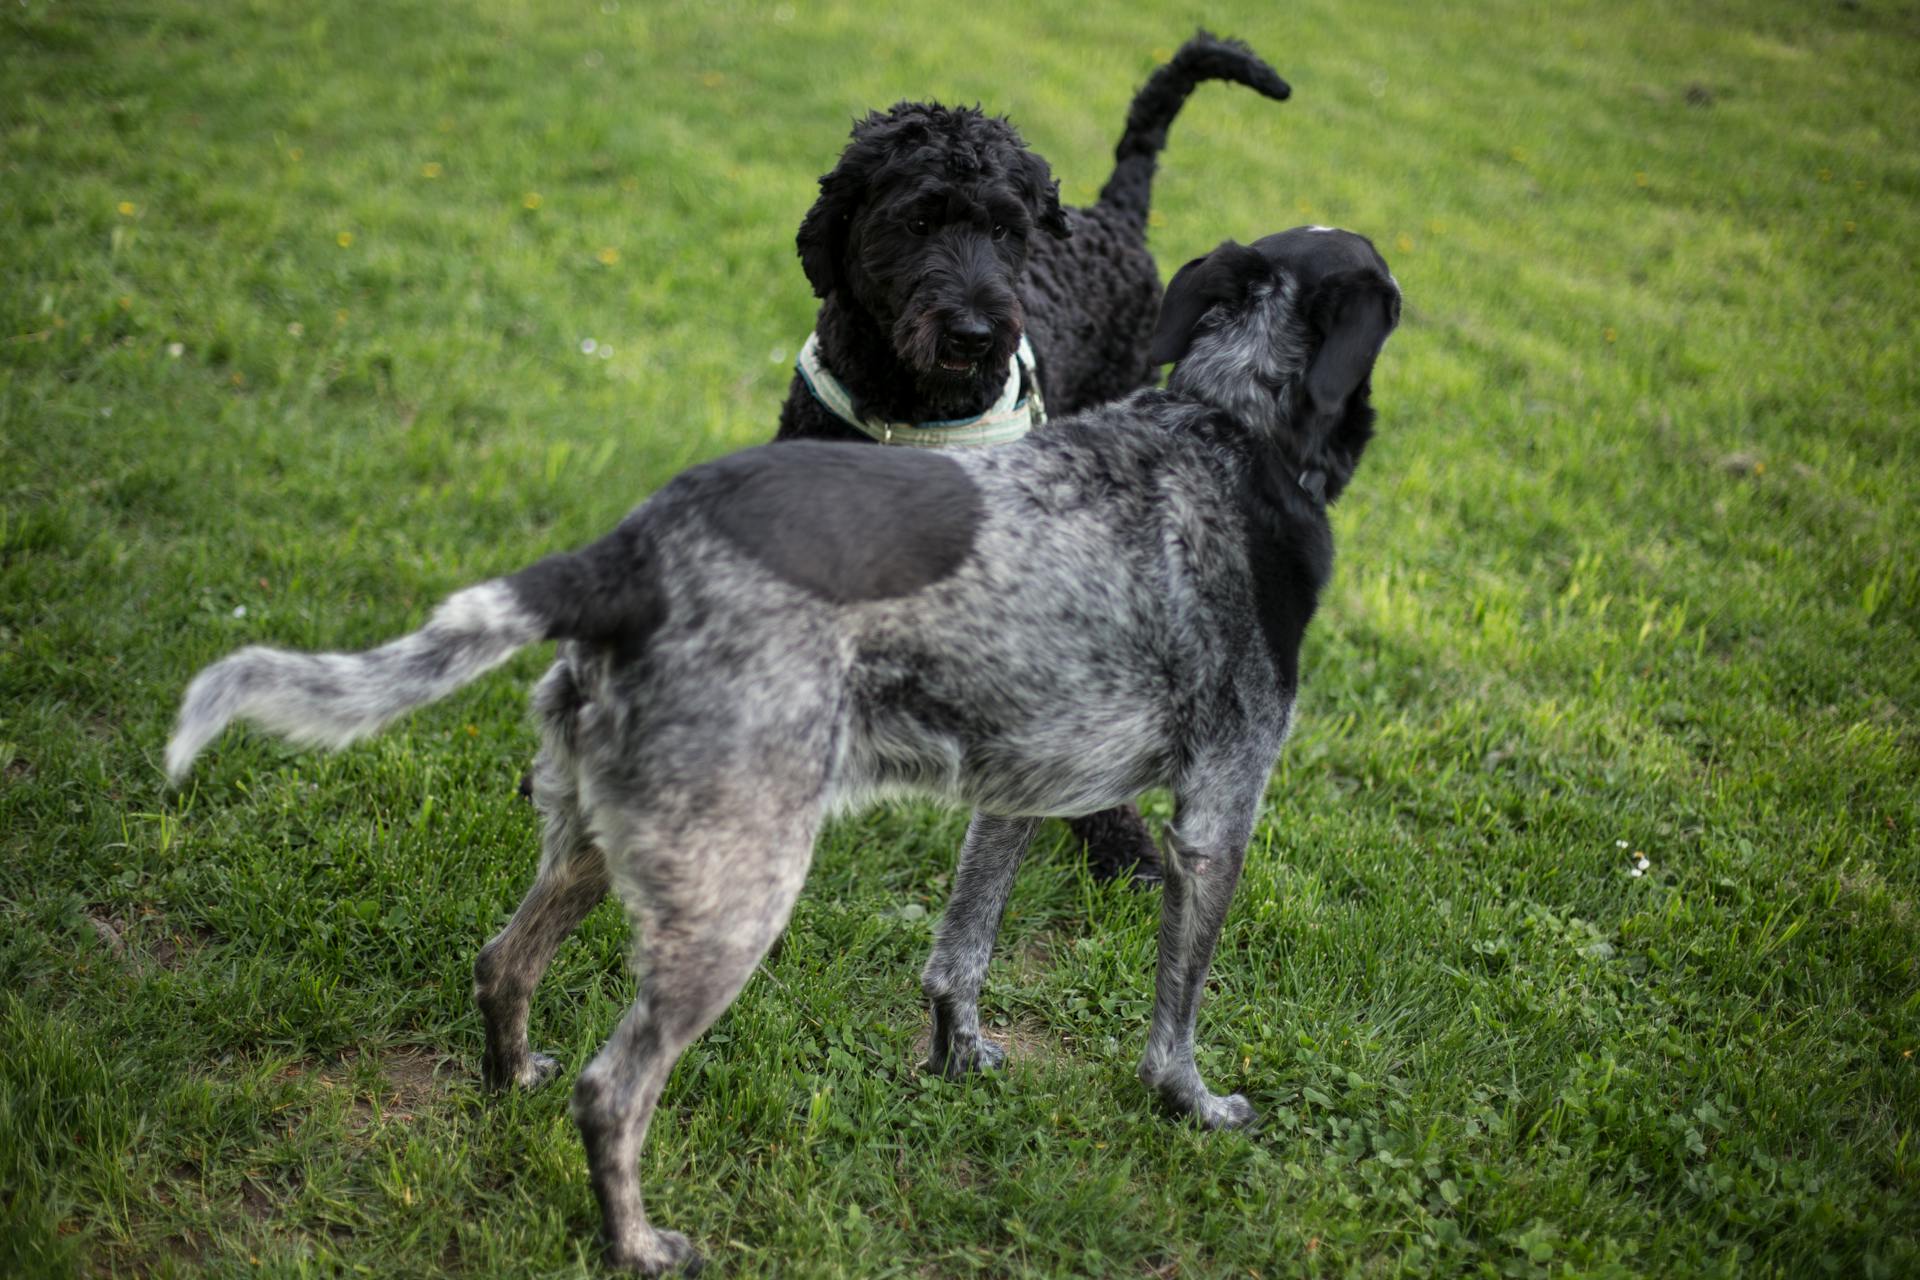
(944, 317), (993, 359)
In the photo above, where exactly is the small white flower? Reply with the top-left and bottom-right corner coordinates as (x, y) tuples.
(768, 345), (789, 364)
(1616, 839), (1629, 849)
(166, 342), (184, 358)
(1630, 867), (1644, 878)
(232, 605), (247, 618)
(579, 338), (598, 355)
(599, 345), (613, 360)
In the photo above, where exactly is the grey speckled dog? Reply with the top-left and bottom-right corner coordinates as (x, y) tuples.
(166, 226), (1400, 1276)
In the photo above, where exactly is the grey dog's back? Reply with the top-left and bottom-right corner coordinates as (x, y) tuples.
(536, 408), (1273, 819)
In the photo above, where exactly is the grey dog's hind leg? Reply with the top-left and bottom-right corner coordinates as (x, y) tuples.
(572, 808), (817, 1276)
(921, 813), (1040, 1077)
(473, 773), (607, 1092)
(474, 659), (609, 1091)
(1136, 762), (1267, 1129)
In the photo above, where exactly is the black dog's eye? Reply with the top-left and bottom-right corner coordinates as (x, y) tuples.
(908, 217), (930, 236)
(991, 223), (1009, 241)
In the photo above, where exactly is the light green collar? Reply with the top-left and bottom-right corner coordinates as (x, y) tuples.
(795, 331), (1045, 447)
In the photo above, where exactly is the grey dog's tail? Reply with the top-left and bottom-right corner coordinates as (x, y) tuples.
(1096, 31), (1291, 234)
(165, 524), (659, 785)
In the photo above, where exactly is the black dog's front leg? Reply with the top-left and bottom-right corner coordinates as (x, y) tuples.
(1067, 804), (1163, 883)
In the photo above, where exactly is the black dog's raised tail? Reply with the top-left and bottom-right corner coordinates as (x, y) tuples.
(1097, 31), (1291, 233)
(165, 524), (660, 784)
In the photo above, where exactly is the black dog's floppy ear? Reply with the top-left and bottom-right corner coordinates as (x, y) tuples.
(797, 149), (867, 298)
(1148, 240), (1268, 366)
(1012, 149), (1070, 241)
(1303, 273), (1400, 423)
(799, 108), (935, 296)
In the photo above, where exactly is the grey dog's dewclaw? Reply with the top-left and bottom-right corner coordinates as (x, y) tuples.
(169, 226), (1397, 1274)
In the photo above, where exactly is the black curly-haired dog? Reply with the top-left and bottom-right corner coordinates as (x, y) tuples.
(776, 31), (1291, 883)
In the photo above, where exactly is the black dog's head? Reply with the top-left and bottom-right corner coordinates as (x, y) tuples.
(1153, 227), (1400, 501)
(797, 103), (1071, 388)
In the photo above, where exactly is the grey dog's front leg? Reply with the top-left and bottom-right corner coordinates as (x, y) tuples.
(922, 813), (1039, 1077)
(1137, 771), (1263, 1129)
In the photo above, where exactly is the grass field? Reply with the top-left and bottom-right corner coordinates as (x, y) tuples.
(4, 0), (1918, 1275)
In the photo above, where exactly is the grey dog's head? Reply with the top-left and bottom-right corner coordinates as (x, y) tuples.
(796, 103), (1071, 389)
(1153, 227), (1400, 500)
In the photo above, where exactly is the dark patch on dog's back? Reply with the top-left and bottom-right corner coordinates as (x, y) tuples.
(700, 442), (982, 603)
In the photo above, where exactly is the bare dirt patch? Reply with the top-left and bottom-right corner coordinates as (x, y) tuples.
(371, 1047), (460, 1122)
(263, 1046), (461, 1139)
(1836, 860), (1913, 925)
(85, 907), (206, 972)
(1007, 936), (1055, 983)
(999, 1020), (1063, 1065)
(317, 1047), (461, 1134)
(238, 1176), (278, 1221)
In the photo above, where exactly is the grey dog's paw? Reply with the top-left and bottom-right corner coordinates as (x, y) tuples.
(519, 1051), (563, 1090)
(482, 1049), (562, 1094)
(604, 1227), (702, 1276)
(1192, 1091), (1257, 1131)
(926, 1033), (1006, 1079)
(1156, 1085), (1256, 1130)
(1140, 1060), (1257, 1130)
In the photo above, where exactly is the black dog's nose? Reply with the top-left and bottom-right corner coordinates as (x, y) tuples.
(945, 318), (993, 360)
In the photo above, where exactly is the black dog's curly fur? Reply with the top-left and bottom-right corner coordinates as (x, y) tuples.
(775, 32), (1291, 882)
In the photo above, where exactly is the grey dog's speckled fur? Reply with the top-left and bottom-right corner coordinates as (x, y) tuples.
(167, 227), (1399, 1275)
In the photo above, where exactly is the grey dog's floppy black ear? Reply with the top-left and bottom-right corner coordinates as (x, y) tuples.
(1148, 240), (1269, 366)
(1302, 273), (1400, 423)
